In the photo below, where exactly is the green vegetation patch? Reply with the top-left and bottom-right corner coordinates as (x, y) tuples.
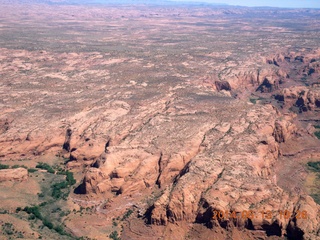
(109, 231), (121, 240)
(36, 162), (55, 173)
(23, 205), (42, 220)
(0, 164), (10, 169)
(249, 98), (256, 104)
(2, 222), (14, 235)
(11, 164), (28, 169)
(23, 204), (70, 236)
(51, 171), (76, 199)
(314, 131), (320, 139)
(307, 161), (320, 172)
(1, 222), (24, 238)
(8, 157), (89, 239)
(306, 161), (320, 204)
(28, 168), (38, 173)
(121, 209), (133, 221)
(310, 194), (320, 204)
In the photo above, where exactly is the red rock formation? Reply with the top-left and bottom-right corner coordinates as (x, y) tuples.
(0, 168), (28, 182)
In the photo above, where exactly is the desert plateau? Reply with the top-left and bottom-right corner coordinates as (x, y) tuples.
(0, 0), (320, 239)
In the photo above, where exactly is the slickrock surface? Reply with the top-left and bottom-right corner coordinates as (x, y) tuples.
(0, 2), (320, 240)
(0, 168), (28, 182)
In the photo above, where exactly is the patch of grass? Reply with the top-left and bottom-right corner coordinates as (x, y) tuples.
(314, 131), (320, 139)
(36, 162), (55, 174)
(0, 164), (9, 169)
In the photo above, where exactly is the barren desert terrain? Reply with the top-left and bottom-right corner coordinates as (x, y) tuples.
(0, 1), (320, 240)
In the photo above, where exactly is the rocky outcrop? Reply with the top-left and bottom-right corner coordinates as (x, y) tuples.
(62, 128), (72, 152)
(256, 76), (280, 93)
(273, 119), (297, 143)
(275, 87), (320, 112)
(215, 59), (289, 95)
(215, 81), (232, 91)
(0, 118), (11, 135)
(0, 168), (28, 182)
(79, 148), (161, 195)
(80, 168), (108, 194)
(145, 104), (320, 239)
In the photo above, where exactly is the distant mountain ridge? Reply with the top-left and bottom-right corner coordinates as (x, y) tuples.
(2, 0), (228, 6)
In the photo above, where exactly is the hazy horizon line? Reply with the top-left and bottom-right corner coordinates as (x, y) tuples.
(7, 0), (320, 9)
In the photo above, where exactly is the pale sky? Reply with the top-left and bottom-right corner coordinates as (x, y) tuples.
(173, 0), (320, 8)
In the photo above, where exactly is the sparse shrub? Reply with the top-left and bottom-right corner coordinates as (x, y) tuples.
(109, 231), (121, 240)
(54, 225), (66, 235)
(59, 211), (66, 217)
(314, 131), (320, 139)
(37, 192), (45, 198)
(314, 125), (320, 129)
(50, 171), (75, 199)
(39, 202), (47, 207)
(51, 181), (69, 199)
(66, 171), (76, 185)
(42, 218), (53, 229)
(0, 164), (9, 169)
(310, 194), (320, 204)
(307, 161), (320, 172)
(57, 170), (67, 175)
(249, 98), (256, 104)
(0, 209), (8, 214)
(121, 209), (133, 221)
(17, 232), (24, 238)
(23, 206), (42, 220)
(2, 222), (14, 235)
(12, 165), (27, 169)
(28, 168), (38, 173)
(36, 162), (55, 174)
(28, 214), (36, 220)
